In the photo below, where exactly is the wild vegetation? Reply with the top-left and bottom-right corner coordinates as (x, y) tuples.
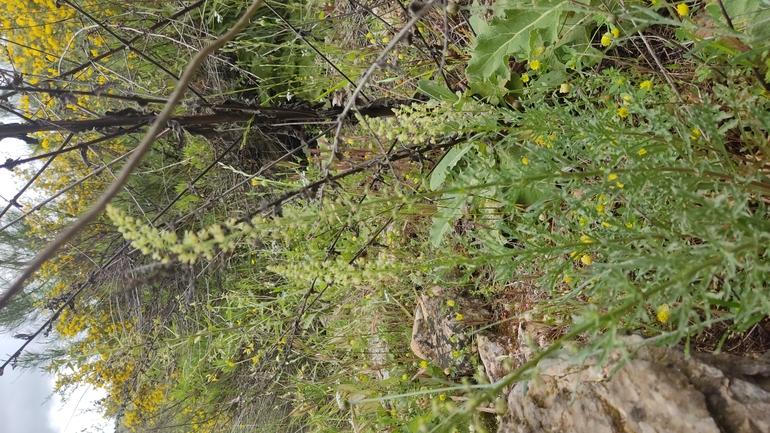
(0, 0), (769, 432)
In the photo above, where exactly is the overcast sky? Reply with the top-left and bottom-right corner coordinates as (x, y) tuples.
(0, 336), (59, 433)
(0, 137), (109, 433)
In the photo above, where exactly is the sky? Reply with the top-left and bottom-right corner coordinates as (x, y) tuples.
(0, 136), (110, 433)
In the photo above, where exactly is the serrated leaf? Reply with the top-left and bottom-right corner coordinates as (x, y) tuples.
(466, 5), (563, 81)
(430, 144), (473, 191)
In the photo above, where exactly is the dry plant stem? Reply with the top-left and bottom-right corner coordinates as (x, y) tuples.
(60, 0), (207, 101)
(327, 0), (437, 171)
(58, 0), (206, 80)
(616, 0), (684, 104)
(0, 0), (267, 312)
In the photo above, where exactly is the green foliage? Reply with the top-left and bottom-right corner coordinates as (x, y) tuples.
(466, 0), (600, 96)
(9, 1), (770, 433)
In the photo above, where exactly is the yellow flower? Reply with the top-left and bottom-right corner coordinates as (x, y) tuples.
(366, 33), (373, 38)
(521, 73), (530, 83)
(251, 178), (259, 186)
(617, 107), (629, 118)
(456, 313), (463, 321)
(580, 254), (593, 265)
(563, 275), (572, 283)
(420, 360), (428, 368)
(439, 394), (447, 401)
(657, 304), (670, 323)
(560, 83), (571, 93)
(529, 60), (541, 70)
(382, 37), (389, 43)
(446, 299), (455, 307)
(521, 157), (529, 165)
(611, 28), (620, 38)
(676, 3), (690, 16)
(608, 174), (618, 181)
(640, 80), (653, 91)
(638, 148), (647, 156)
(601, 34), (612, 47)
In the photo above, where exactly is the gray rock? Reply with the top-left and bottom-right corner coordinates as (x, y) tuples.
(410, 286), (491, 375)
(498, 336), (770, 433)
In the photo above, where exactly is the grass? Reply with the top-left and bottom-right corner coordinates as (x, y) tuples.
(1, 0), (770, 432)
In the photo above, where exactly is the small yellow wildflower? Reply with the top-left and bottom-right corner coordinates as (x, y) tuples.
(446, 299), (455, 307)
(616, 182), (624, 188)
(560, 83), (571, 93)
(611, 28), (620, 38)
(402, 373), (408, 381)
(676, 3), (690, 16)
(601, 34), (612, 47)
(521, 157), (529, 165)
(382, 37), (390, 43)
(456, 313), (464, 321)
(366, 32), (373, 38)
(529, 60), (541, 70)
(617, 107), (630, 118)
(563, 275), (572, 283)
(608, 174), (618, 181)
(521, 73), (530, 83)
(251, 178), (259, 186)
(581, 254), (593, 265)
(640, 80), (653, 91)
(420, 360), (428, 369)
(657, 303), (670, 323)
(439, 394), (447, 401)
(625, 222), (633, 228)
(638, 148), (647, 156)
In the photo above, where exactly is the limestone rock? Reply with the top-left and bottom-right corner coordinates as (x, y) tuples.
(497, 336), (770, 433)
(410, 286), (491, 375)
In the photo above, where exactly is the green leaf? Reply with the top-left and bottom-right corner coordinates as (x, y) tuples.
(429, 195), (465, 247)
(708, 0), (770, 43)
(466, 5), (563, 81)
(429, 144), (473, 191)
(417, 79), (460, 103)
